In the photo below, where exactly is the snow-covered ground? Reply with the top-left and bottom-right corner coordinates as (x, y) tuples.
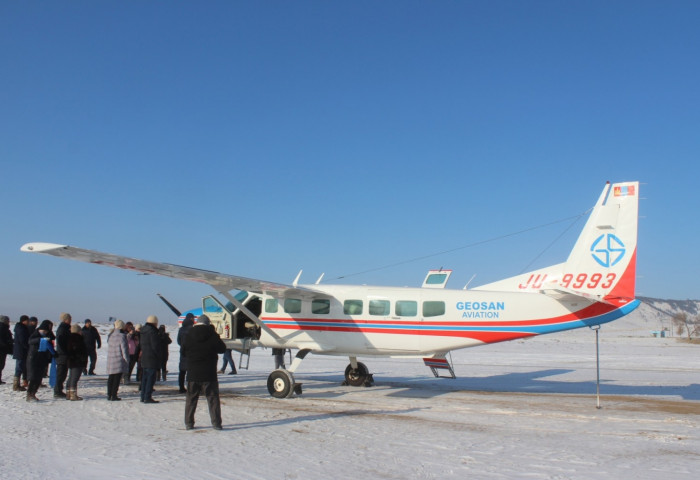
(2, 319), (699, 480)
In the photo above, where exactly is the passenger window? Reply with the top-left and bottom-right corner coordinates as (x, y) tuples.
(369, 299), (390, 316)
(312, 299), (330, 315)
(395, 300), (417, 317)
(284, 298), (302, 314)
(343, 300), (363, 315)
(265, 298), (279, 313)
(423, 301), (445, 317)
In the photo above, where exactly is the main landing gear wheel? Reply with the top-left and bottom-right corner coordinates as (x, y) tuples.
(344, 362), (373, 387)
(267, 369), (295, 398)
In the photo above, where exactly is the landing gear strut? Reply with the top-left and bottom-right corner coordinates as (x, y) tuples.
(343, 361), (374, 387)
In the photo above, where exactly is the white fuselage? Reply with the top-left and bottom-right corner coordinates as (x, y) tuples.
(251, 284), (638, 356)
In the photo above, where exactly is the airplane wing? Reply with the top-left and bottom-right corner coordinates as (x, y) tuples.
(20, 242), (326, 299)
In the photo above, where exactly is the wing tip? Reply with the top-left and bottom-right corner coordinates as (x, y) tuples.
(21, 242), (68, 253)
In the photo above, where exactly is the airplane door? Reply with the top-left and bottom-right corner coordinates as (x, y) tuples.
(202, 295), (233, 339)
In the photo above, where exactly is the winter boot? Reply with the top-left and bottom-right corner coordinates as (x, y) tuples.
(70, 388), (83, 401)
(13, 377), (26, 392)
(26, 391), (39, 402)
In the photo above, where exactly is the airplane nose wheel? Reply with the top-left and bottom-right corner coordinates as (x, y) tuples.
(267, 369), (296, 398)
(343, 362), (373, 387)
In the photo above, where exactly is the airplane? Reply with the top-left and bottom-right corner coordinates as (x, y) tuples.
(21, 181), (640, 398)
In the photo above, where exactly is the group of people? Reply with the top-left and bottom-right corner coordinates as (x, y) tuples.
(105, 315), (169, 403)
(0, 314), (102, 401)
(2, 311), (250, 431)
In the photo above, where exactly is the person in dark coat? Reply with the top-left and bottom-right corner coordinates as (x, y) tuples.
(81, 319), (101, 375)
(183, 314), (227, 430)
(26, 320), (55, 402)
(157, 325), (172, 382)
(139, 315), (162, 403)
(177, 313), (195, 393)
(0, 315), (14, 385)
(0, 315), (13, 385)
(27, 316), (38, 336)
(12, 315), (29, 392)
(66, 324), (88, 401)
(24, 317), (38, 385)
(53, 312), (72, 398)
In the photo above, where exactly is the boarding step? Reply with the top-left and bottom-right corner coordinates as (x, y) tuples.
(238, 348), (251, 370)
(423, 355), (456, 379)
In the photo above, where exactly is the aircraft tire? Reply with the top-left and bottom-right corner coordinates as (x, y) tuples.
(267, 369), (294, 398)
(344, 362), (369, 387)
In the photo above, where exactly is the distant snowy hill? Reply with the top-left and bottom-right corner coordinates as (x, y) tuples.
(604, 296), (700, 337)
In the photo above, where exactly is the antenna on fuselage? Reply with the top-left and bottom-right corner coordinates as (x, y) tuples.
(292, 270), (303, 287)
(463, 274), (476, 290)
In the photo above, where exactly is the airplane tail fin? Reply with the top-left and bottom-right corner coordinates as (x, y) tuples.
(560, 181), (639, 305)
(474, 181), (639, 306)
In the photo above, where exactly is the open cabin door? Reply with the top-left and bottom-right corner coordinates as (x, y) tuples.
(202, 295), (233, 339)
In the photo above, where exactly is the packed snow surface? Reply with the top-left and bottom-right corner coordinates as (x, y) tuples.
(2, 320), (699, 480)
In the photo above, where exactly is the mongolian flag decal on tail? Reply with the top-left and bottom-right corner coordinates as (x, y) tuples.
(614, 185), (636, 197)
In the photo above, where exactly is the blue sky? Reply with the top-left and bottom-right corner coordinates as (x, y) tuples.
(1, 1), (698, 325)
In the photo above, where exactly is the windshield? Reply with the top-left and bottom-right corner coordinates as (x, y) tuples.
(224, 290), (249, 311)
